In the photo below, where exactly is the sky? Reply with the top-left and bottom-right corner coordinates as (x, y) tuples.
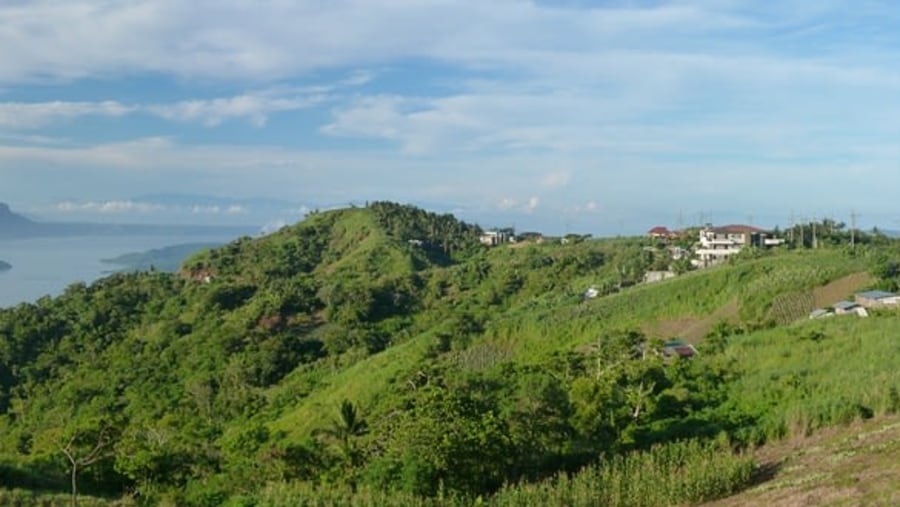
(2, 0), (900, 235)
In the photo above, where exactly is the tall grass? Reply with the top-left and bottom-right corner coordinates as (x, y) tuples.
(251, 439), (754, 507)
(252, 484), (442, 507)
(726, 314), (900, 443)
(0, 488), (134, 507)
(490, 439), (754, 507)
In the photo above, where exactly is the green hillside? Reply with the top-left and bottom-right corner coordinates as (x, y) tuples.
(2, 202), (899, 506)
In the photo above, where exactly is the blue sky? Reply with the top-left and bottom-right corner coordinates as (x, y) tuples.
(2, 0), (900, 235)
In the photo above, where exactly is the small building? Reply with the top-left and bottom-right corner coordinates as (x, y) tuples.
(480, 229), (513, 246)
(663, 339), (697, 359)
(855, 290), (900, 308)
(832, 300), (859, 315)
(648, 226), (673, 239)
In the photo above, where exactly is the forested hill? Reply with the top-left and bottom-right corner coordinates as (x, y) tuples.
(2, 202), (900, 506)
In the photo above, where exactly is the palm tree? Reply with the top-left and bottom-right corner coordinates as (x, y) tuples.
(321, 399), (368, 466)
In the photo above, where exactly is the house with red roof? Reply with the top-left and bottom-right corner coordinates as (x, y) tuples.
(647, 226), (673, 239)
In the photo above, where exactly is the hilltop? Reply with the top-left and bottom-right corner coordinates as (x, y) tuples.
(1, 201), (899, 506)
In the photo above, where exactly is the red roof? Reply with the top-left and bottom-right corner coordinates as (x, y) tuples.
(648, 226), (671, 235)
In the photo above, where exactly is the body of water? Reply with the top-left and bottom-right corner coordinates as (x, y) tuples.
(0, 233), (243, 308)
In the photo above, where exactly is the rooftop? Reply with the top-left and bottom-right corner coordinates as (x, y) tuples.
(708, 224), (766, 234)
(857, 290), (898, 300)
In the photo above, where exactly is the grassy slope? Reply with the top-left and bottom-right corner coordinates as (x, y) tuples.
(725, 313), (900, 442)
(702, 311), (900, 505)
(270, 248), (870, 442)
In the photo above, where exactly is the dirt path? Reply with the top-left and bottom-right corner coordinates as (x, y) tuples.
(643, 298), (739, 343)
(704, 415), (900, 506)
(811, 272), (874, 308)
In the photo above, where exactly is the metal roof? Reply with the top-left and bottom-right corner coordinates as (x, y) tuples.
(708, 224), (766, 234)
(856, 290), (898, 300)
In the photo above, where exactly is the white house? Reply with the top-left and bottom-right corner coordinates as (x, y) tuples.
(480, 229), (513, 246)
(694, 225), (769, 267)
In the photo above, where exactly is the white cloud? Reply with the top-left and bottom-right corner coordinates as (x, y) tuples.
(542, 171), (570, 188)
(56, 200), (166, 214)
(284, 206), (311, 216)
(497, 197), (518, 210)
(2, 1), (900, 233)
(494, 195), (541, 215)
(146, 89), (327, 127)
(54, 199), (249, 216)
(189, 204), (247, 215)
(0, 100), (133, 129)
(0, 0), (883, 86)
(0, 87), (333, 130)
(261, 220), (289, 235)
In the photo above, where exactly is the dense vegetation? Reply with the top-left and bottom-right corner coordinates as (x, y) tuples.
(1, 202), (899, 506)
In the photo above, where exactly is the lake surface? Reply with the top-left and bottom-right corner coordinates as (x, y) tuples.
(0, 233), (245, 308)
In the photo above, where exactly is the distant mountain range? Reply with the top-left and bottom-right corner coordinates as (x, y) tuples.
(0, 202), (257, 240)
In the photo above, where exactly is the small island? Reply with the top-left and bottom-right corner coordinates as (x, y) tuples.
(0, 259), (11, 272)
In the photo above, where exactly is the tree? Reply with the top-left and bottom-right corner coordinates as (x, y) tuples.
(320, 399), (368, 467)
(59, 424), (116, 507)
(672, 256), (694, 275)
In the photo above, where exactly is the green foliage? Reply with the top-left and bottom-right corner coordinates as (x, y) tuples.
(722, 315), (900, 445)
(367, 201), (484, 261)
(1, 202), (897, 505)
(246, 439), (754, 507)
(490, 439), (754, 507)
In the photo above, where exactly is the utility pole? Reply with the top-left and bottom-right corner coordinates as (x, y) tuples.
(812, 216), (818, 249)
(850, 211), (859, 247)
(799, 216), (805, 248)
(789, 211), (795, 246)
